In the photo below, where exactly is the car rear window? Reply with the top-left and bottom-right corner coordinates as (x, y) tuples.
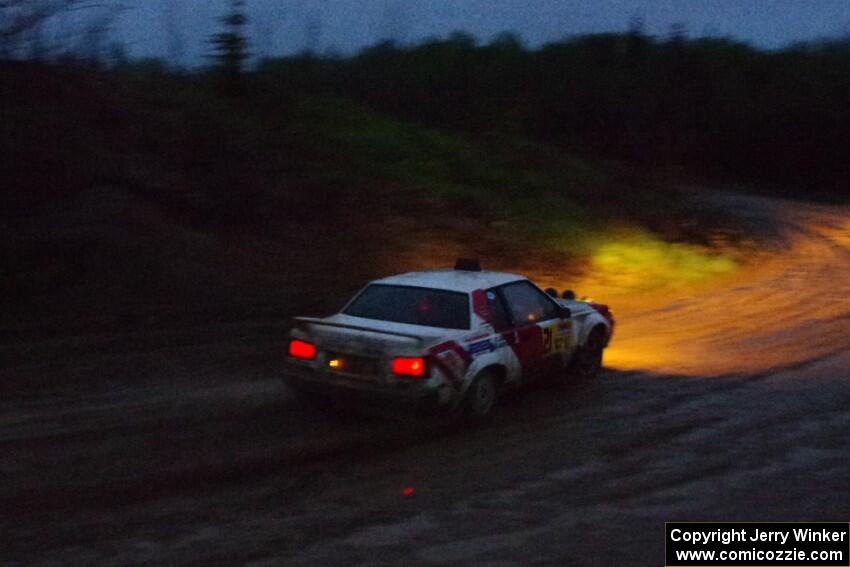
(343, 285), (470, 330)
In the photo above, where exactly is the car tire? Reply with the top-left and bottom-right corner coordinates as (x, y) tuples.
(463, 370), (498, 421)
(569, 328), (605, 380)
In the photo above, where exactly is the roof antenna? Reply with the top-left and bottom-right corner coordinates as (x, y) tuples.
(454, 258), (481, 271)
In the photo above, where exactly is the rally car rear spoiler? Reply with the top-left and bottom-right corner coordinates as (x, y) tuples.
(292, 317), (426, 345)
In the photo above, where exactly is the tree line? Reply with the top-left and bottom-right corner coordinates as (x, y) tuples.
(4, 0), (850, 198)
(258, 31), (850, 198)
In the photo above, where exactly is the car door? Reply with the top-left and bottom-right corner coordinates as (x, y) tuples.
(497, 281), (568, 379)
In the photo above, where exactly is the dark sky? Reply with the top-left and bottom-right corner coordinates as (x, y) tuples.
(107, 0), (850, 64)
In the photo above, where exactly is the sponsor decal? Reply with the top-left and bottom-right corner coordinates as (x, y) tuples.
(554, 336), (566, 351)
(543, 322), (569, 353)
(464, 333), (489, 342)
(467, 339), (495, 357)
(554, 320), (571, 351)
(466, 336), (507, 358)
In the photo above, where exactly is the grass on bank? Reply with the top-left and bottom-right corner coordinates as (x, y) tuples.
(1, 63), (741, 336)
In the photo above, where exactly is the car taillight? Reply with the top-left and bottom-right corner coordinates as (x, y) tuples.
(391, 357), (425, 377)
(288, 339), (316, 360)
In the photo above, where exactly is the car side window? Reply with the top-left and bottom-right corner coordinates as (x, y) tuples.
(500, 281), (560, 324)
(485, 289), (511, 332)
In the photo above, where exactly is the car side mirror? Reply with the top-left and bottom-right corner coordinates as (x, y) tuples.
(561, 289), (576, 300)
(544, 287), (558, 297)
(559, 305), (571, 318)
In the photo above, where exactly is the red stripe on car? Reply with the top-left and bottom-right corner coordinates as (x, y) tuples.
(428, 340), (470, 387)
(503, 324), (545, 371)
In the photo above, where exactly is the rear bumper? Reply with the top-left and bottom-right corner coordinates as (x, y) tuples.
(284, 365), (446, 415)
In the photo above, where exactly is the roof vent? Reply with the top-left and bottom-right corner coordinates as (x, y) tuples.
(454, 258), (481, 271)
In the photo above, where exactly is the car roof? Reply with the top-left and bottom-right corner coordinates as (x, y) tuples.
(371, 269), (526, 293)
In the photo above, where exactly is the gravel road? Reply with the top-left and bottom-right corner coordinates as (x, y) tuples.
(2, 194), (849, 566)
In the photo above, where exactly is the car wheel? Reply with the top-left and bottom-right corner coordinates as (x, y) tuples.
(571, 329), (605, 380)
(464, 371), (498, 420)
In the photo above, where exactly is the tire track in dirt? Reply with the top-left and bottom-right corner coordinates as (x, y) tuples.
(569, 194), (850, 376)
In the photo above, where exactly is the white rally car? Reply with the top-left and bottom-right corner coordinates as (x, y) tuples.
(284, 260), (613, 419)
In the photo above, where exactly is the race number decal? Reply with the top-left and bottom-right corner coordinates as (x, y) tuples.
(542, 325), (554, 353)
(543, 322), (569, 353)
